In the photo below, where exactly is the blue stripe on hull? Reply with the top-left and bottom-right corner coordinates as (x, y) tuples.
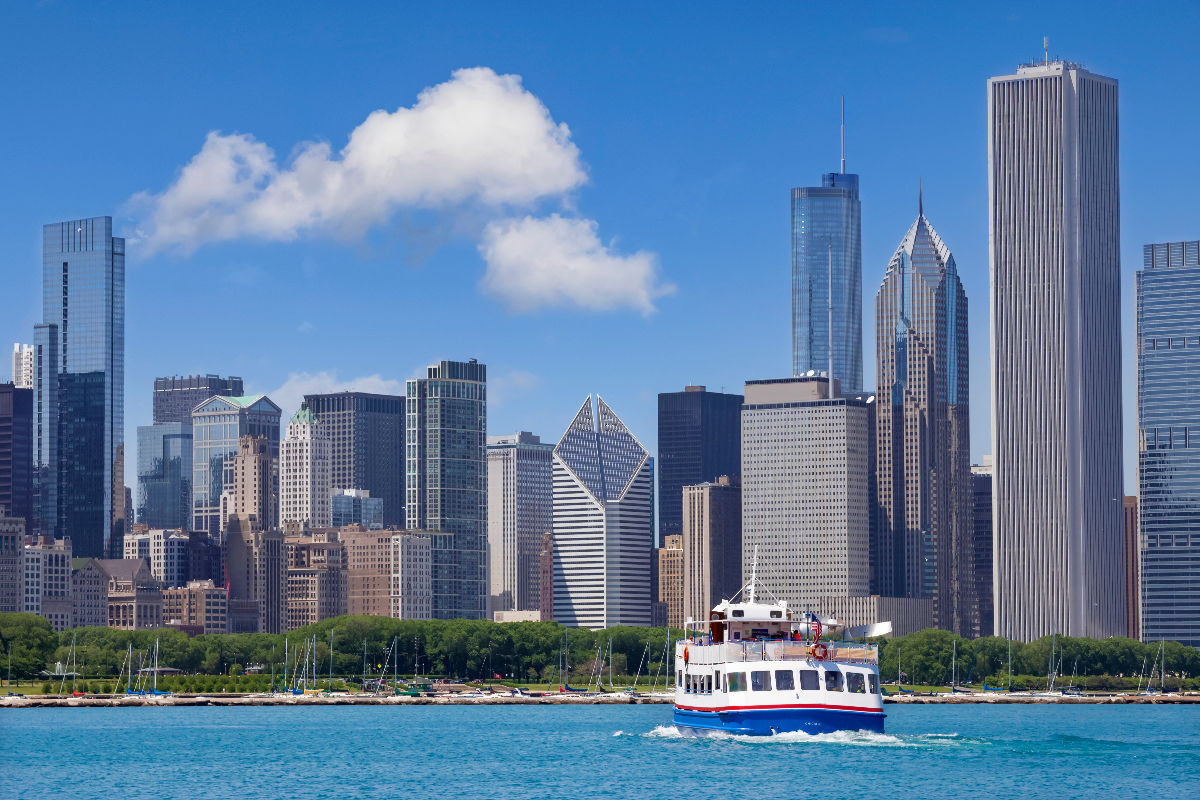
(673, 706), (885, 736)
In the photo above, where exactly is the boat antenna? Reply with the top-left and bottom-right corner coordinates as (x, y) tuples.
(749, 546), (758, 603)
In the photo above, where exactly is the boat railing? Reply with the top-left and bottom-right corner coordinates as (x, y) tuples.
(678, 640), (878, 666)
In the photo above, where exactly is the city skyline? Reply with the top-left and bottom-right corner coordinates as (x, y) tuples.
(3, 5), (1196, 497)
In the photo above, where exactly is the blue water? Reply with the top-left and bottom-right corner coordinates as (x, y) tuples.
(2, 704), (1198, 799)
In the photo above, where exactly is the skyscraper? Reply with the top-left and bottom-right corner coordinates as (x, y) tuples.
(875, 202), (975, 635)
(681, 475), (742, 627)
(0, 383), (33, 528)
(279, 405), (332, 529)
(406, 360), (487, 620)
(31, 324), (58, 538)
(223, 435), (275, 532)
(552, 396), (654, 629)
(1138, 239), (1200, 648)
(486, 431), (553, 615)
(1123, 495), (1139, 642)
(656, 386), (743, 543)
(38, 217), (125, 558)
(304, 391), (406, 527)
(989, 60), (1125, 640)
(11, 344), (33, 389)
(791, 120), (862, 391)
(136, 422), (192, 529)
(153, 375), (243, 424)
(190, 395), (281, 537)
(971, 459), (994, 638)
(740, 376), (874, 611)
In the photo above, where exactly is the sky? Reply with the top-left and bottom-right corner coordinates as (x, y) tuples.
(2, 0), (1198, 495)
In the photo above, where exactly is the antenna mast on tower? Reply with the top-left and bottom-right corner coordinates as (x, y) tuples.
(840, 96), (846, 174)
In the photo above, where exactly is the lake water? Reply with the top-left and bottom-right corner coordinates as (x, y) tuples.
(3, 704), (1198, 799)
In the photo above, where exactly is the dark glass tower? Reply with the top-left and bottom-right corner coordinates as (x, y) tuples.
(303, 391), (405, 527)
(0, 383), (33, 526)
(792, 168), (863, 392)
(136, 422), (192, 529)
(656, 386), (743, 543)
(407, 360), (487, 620)
(153, 375), (243, 424)
(38, 217), (125, 557)
(1138, 240), (1200, 647)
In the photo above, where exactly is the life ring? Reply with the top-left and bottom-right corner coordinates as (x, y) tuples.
(810, 643), (828, 661)
(683, 646), (690, 664)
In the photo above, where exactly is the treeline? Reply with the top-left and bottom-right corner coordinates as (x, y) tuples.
(1, 613), (1197, 689)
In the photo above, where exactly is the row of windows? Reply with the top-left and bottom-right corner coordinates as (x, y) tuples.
(680, 667), (879, 695)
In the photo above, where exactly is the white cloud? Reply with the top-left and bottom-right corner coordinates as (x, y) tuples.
(478, 214), (674, 314)
(488, 369), (541, 408)
(131, 67), (587, 254)
(267, 371), (406, 420)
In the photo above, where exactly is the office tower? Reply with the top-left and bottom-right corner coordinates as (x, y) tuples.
(552, 395), (653, 629)
(191, 395), (281, 537)
(875, 202), (975, 635)
(304, 391), (405, 527)
(989, 60), (1125, 640)
(681, 475), (742, 626)
(222, 435), (275, 532)
(11, 344), (33, 389)
(0, 515), (22, 613)
(225, 515), (285, 633)
(95, 558), (164, 630)
(407, 359), (487, 620)
(340, 527), (395, 616)
(1138, 239), (1200, 647)
(657, 386), (744, 544)
(136, 423), (192, 529)
(657, 534), (684, 628)
(391, 531), (433, 619)
(31, 324), (58, 538)
(284, 530), (347, 630)
(538, 531), (554, 621)
(791, 120), (863, 391)
(153, 375), (243, 424)
(740, 376), (873, 609)
(487, 431), (553, 615)
(1123, 496), (1140, 641)
(22, 535), (73, 630)
(35, 218), (125, 558)
(0, 383), (33, 528)
(279, 405), (332, 530)
(71, 559), (106, 628)
(122, 528), (190, 587)
(971, 459), (995, 638)
(162, 580), (228, 634)
(331, 489), (383, 529)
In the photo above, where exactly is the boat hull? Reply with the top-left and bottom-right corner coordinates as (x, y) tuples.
(673, 705), (885, 736)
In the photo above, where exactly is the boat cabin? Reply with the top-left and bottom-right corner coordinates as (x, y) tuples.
(706, 599), (798, 643)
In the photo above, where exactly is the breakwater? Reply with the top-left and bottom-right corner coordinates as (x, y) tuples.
(3, 691), (1197, 708)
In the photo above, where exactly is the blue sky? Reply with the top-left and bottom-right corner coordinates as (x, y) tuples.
(2, 1), (1198, 494)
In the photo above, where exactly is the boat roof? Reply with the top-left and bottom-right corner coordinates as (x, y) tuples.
(708, 597), (790, 623)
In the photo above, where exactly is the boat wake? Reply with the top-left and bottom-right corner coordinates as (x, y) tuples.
(625, 725), (983, 749)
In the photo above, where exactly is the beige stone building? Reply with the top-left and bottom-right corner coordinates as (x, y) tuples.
(221, 435), (275, 533)
(24, 535), (73, 631)
(681, 476), (742, 626)
(0, 515), (22, 614)
(226, 515), (285, 633)
(71, 559), (106, 628)
(96, 558), (163, 630)
(657, 534), (684, 629)
(340, 526), (394, 616)
(163, 580), (228, 634)
(285, 530), (347, 629)
(390, 531), (431, 620)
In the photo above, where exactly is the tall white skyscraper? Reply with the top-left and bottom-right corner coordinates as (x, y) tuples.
(486, 431), (552, 616)
(988, 59), (1125, 640)
(552, 396), (653, 629)
(279, 405), (331, 529)
(11, 344), (33, 389)
(740, 376), (873, 611)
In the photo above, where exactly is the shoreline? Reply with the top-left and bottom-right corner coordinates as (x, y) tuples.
(2, 691), (1197, 708)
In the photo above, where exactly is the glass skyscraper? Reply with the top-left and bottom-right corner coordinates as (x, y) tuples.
(407, 360), (487, 620)
(656, 386), (743, 543)
(791, 172), (862, 392)
(153, 374), (243, 424)
(36, 217), (125, 557)
(1138, 240), (1200, 648)
(191, 395), (281, 537)
(136, 422), (192, 529)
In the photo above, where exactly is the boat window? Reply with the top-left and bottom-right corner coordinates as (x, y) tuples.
(868, 674), (880, 694)
(847, 672), (866, 694)
(775, 670), (795, 691)
(731, 630), (742, 641)
(677, 671), (682, 687)
(705, 675), (712, 694)
(732, 610), (744, 618)
(770, 610), (782, 618)
(824, 671), (843, 691)
(798, 670), (820, 691)
(751, 627), (769, 639)
(727, 672), (747, 692)
(714, 671), (721, 691)
(750, 670), (772, 691)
